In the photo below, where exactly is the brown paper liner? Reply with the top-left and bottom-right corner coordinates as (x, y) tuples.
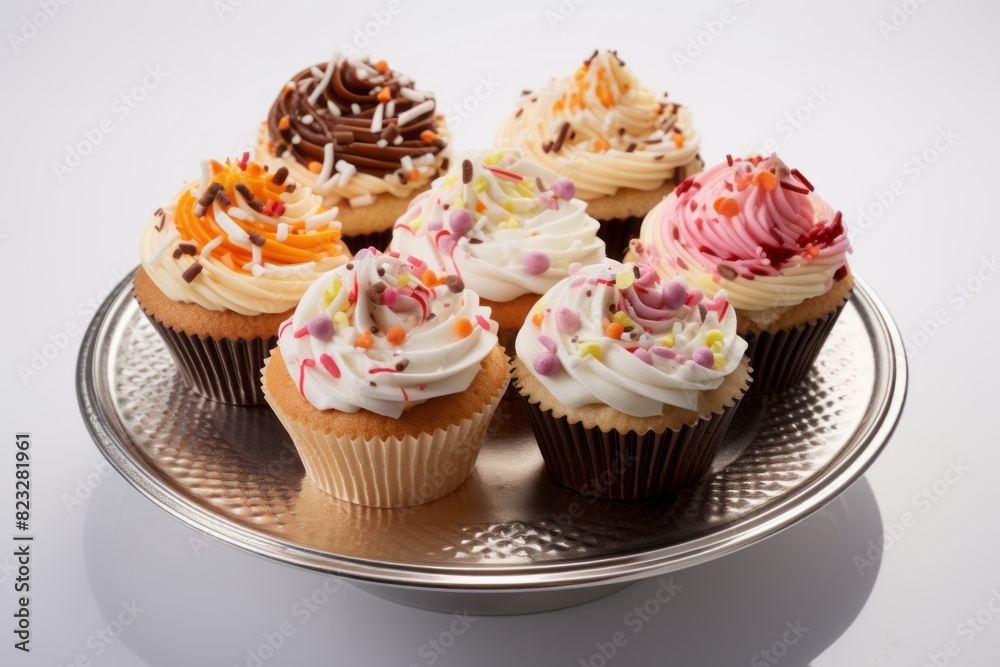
(142, 313), (274, 405)
(261, 355), (508, 508)
(342, 227), (393, 256)
(742, 302), (847, 395)
(596, 216), (644, 261)
(518, 394), (743, 500)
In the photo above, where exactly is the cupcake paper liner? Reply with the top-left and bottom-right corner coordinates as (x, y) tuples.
(742, 299), (848, 395)
(595, 216), (644, 261)
(262, 355), (508, 508)
(342, 227), (393, 256)
(517, 393), (743, 500)
(143, 313), (274, 406)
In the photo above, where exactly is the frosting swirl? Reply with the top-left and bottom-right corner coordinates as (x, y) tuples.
(389, 149), (606, 302)
(277, 248), (499, 418)
(515, 260), (747, 416)
(494, 49), (700, 200)
(261, 54), (450, 206)
(140, 156), (350, 315)
(633, 154), (852, 313)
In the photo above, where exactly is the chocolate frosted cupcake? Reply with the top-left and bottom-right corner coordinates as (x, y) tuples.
(262, 249), (508, 508)
(258, 54), (451, 254)
(513, 259), (751, 500)
(389, 148), (606, 353)
(495, 49), (702, 258)
(629, 154), (853, 394)
(135, 155), (351, 405)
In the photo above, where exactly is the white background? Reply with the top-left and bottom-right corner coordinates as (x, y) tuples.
(2, 0), (998, 664)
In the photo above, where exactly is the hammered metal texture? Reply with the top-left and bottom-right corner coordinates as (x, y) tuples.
(84, 279), (888, 579)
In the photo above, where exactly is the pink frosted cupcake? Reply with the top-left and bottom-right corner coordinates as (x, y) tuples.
(630, 154), (853, 393)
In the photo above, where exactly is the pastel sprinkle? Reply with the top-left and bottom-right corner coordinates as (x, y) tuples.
(538, 192), (558, 210)
(705, 329), (723, 346)
(476, 315), (491, 331)
(319, 353), (340, 378)
(537, 334), (557, 353)
(693, 347), (715, 368)
(382, 287), (399, 307)
(578, 342), (602, 360)
(754, 170), (778, 191)
(550, 177), (576, 200)
(661, 334), (675, 348)
(555, 307), (580, 333)
(386, 326), (407, 346)
(524, 251), (550, 275)
(713, 353), (726, 369)
(651, 346), (676, 360)
(531, 311), (544, 326)
(713, 197), (740, 217)
(449, 209), (473, 236)
(615, 269), (635, 290)
(684, 289), (703, 307)
(354, 331), (373, 349)
(633, 348), (653, 365)
(306, 313), (335, 341)
(606, 322), (624, 339)
(333, 311), (349, 328)
(533, 351), (561, 376)
(293, 326), (309, 338)
(613, 311), (634, 328)
(662, 281), (687, 310)
(569, 262), (582, 275)
(454, 317), (473, 338)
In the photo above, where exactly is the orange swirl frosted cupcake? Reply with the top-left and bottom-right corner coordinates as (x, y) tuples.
(135, 154), (351, 404)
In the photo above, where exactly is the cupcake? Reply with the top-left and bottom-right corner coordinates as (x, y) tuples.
(629, 154), (853, 394)
(257, 54), (451, 254)
(135, 155), (351, 405)
(494, 49), (702, 258)
(262, 248), (509, 508)
(513, 259), (751, 500)
(389, 148), (606, 353)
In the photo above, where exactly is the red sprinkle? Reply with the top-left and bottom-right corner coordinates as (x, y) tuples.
(237, 151), (250, 170)
(475, 315), (490, 331)
(294, 326), (309, 338)
(319, 353), (340, 378)
(483, 165), (523, 181)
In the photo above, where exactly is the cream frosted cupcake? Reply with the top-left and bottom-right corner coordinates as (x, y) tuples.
(135, 155), (351, 405)
(495, 49), (702, 257)
(257, 54), (451, 254)
(514, 259), (750, 500)
(262, 249), (509, 508)
(629, 154), (853, 394)
(389, 148), (606, 352)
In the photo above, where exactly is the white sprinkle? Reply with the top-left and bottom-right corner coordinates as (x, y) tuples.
(310, 66), (324, 77)
(412, 154), (436, 167)
(400, 155), (414, 173)
(399, 87), (424, 102)
(276, 223), (290, 242)
(200, 235), (224, 258)
(396, 99), (435, 127)
(350, 58), (379, 76)
(251, 243), (263, 266)
(335, 160), (354, 175)
(148, 230), (179, 265)
(214, 203), (250, 246)
(370, 103), (384, 133)
(194, 159), (212, 199)
(393, 135), (403, 145)
(291, 134), (302, 145)
(317, 143), (335, 183)
(385, 100), (395, 118)
(308, 53), (337, 105)
(356, 68), (370, 81)
(376, 139), (388, 148)
(349, 194), (376, 207)
(326, 101), (341, 117)
(302, 114), (314, 125)
(305, 207), (340, 230)
(351, 103), (361, 115)
(227, 207), (252, 221)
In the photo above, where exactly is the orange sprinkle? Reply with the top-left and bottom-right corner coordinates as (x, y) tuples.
(308, 161), (323, 174)
(754, 170), (778, 191)
(278, 115), (291, 131)
(354, 331), (373, 349)
(736, 174), (754, 191)
(671, 133), (686, 148)
(475, 200), (487, 213)
(454, 318), (473, 338)
(713, 197), (741, 217)
(606, 322), (624, 339)
(374, 60), (389, 74)
(806, 246), (820, 258)
(531, 311), (544, 326)
(419, 130), (437, 143)
(592, 137), (610, 153)
(377, 87), (392, 103)
(407, 168), (421, 182)
(596, 84), (613, 108)
(575, 65), (588, 80)
(386, 326), (407, 346)
(421, 269), (440, 287)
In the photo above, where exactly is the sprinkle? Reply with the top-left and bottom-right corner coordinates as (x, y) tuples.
(555, 307), (580, 333)
(351, 103), (361, 114)
(421, 269), (440, 286)
(454, 317), (473, 338)
(382, 287), (398, 307)
(717, 264), (738, 281)
(386, 326), (407, 345)
(326, 101), (341, 116)
(705, 329), (724, 346)
(276, 223), (290, 242)
(780, 180), (810, 195)
(399, 87), (425, 102)
(550, 177), (576, 200)
(713, 197), (740, 217)
(592, 137), (610, 152)
(248, 231), (266, 247)
(419, 130), (437, 143)
(306, 313), (335, 340)
(578, 342), (601, 360)
(693, 347), (715, 368)
(713, 353), (726, 369)
(671, 133), (685, 148)
(754, 170), (778, 191)
(212, 205), (250, 245)
(633, 348), (653, 365)
(270, 167), (289, 186)
(200, 235), (224, 257)
(370, 103), (385, 133)
(726, 154), (734, 166)
(349, 194), (376, 207)
(533, 351), (561, 376)
(194, 182), (222, 217)
(449, 209), (473, 236)
(538, 192), (557, 210)
(615, 269), (635, 290)
(531, 311), (544, 326)
(308, 53), (337, 105)
(613, 311), (635, 328)
(606, 322), (624, 339)
(177, 242), (197, 256)
(475, 315), (490, 331)
(367, 282), (387, 304)
(396, 99), (435, 127)
(333, 311), (349, 329)
(236, 151), (250, 170)
(790, 168), (815, 191)
(661, 334), (675, 348)
(445, 275), (464, 293)
(524, 251), (550, 275)
(182, 263), (203, 283)
(278, 116), (291, 131)
(354, 331), (373, 349)
(552, 122), (570, 153)
(319, 353), (340, 378)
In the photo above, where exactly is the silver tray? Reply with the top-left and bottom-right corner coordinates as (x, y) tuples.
(77, 270), (906, 614)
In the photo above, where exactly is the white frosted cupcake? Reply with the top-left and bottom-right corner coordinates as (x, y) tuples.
(389, 148), (606, 352)
(262, 248), (509, 508)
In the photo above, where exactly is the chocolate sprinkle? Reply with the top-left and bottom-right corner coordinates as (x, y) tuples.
(542, 140), (553, 153)
(178, 242), (197, 255)
(215, 191), (231, 206)
(462, 159), (473, 184)
(154, 208), (166, 231)
(445, 275), (464, 293)
(626, 143), (637, 153)
(779, 180), (810, 195)
(552, 122), (570, 153)
(726, 154), (734, 167)
(234, 183), (263, 211)
(395, 359), (409, 372)
(718, 264), (738, 281)
(182, 263), (203, 283)
(367, 282), (387, 303)
(271, 166), (289, 185)
(285, 183), (297, 193)
(248, 231), (266, 247)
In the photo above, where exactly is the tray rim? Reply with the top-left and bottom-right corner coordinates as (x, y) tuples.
(77, 269), (907, 591)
